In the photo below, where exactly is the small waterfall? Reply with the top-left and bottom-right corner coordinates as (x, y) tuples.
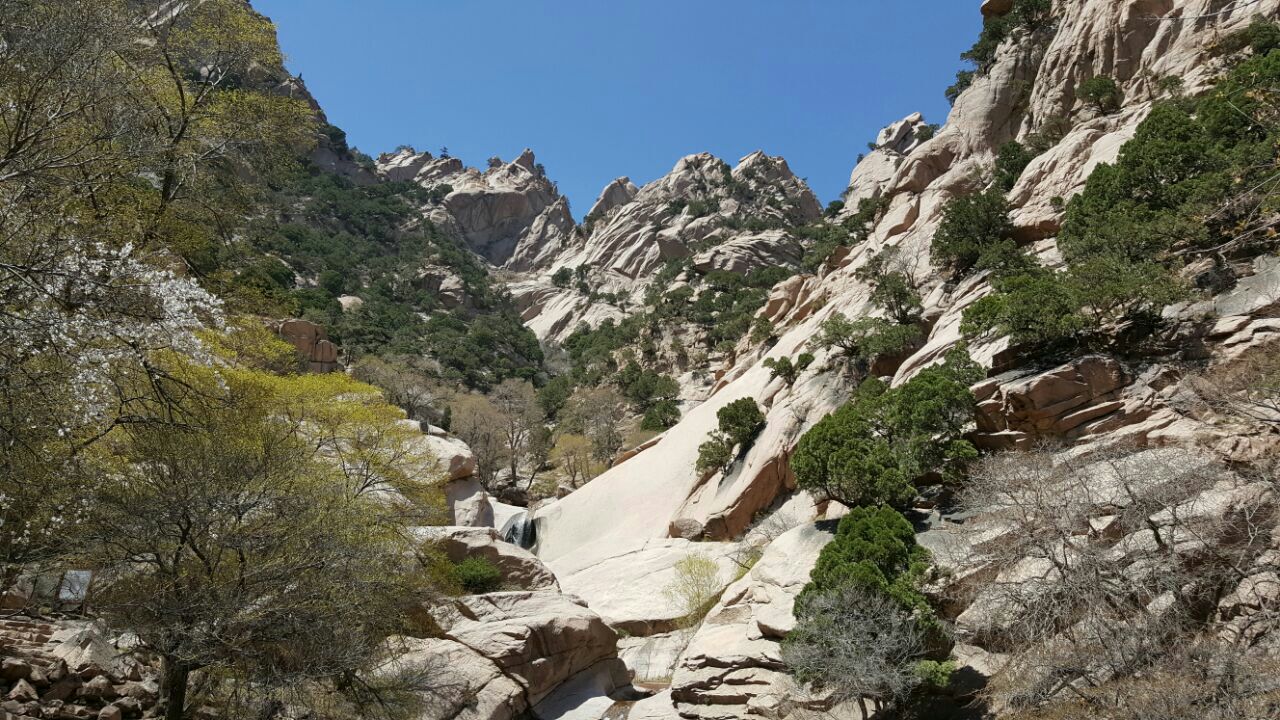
(501, 511), (538, 550)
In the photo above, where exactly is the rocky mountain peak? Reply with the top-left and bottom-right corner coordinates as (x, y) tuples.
(586, 177), (640, 222)
(512, 147), (538, 172)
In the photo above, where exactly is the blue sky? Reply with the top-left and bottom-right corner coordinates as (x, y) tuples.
(255, 1), (981, 217)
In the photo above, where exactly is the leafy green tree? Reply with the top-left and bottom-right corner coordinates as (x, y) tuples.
(79, 354), (436, 720)
(552, 267), (574, 288)
(801, 506), (933, 615)
(961, 268), (1089, 346)
(538, 375), (576, 419)
(618, 363), (680, 414)
(792, 351), (981, 509)
(764, 354), (815, 387)
(995, 140), (1035, 191)
(946, 70), (976, 105)
(695, 398), (767, 475)
(696, 433), (735, 475)
(785, 505), (944, 718)
(750, 316), (777, 345)
(1247, 17), (1280, 55)
(930, 189), (1024, 276)
(814, 315), (923, 369)
(856, 248), (924, 325)
(1079, 75), (1123, 114)
(717, 398), (767, 448)
(641, 400), (682, 431)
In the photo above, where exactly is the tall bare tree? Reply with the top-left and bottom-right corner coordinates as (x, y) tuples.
(488, 379), (544, 488)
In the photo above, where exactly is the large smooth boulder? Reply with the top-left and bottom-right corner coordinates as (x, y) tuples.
(435, 591), (620, 707)
(419, 527), (559, 591)
(424, 432), (478, 481)
(384, 637), (527, 720)
(552, 539), (742, 636)
(446, 477), (496, 527)
(276, 318), (341, 373)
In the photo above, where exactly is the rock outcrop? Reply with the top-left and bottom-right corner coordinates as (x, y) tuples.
(406, 591), (628, 720)
(668, 523), (834, 720)
(374, 148), (570, 270)
(277, 318), (341, 373)
(420, 527), (560, 591)
(512, 151), (822, 344)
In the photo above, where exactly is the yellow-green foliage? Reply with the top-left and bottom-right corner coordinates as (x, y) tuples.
(662, 553), (723, 629)
(74, 337), (448, 716)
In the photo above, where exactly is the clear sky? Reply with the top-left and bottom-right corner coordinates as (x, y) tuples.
(254, 1), (982, 217)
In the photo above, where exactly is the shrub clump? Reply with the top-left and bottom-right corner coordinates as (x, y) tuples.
(930, 189), (1025, 277)
(791, 349), (981, 509)
(1079, 75), (1122, 114)
(695, 398), (766, 475)
(451, 556), (503, 594)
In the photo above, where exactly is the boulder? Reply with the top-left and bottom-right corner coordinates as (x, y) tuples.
(276, 319), (342, 373)
(47, 622), (134, 682)
(6, 679), (37, 702)
(446, 478), (496, 528)
(0, 658), (31, 682)
(669, 523), (834, 720)
(418, 526), (559, 591)
(77, 674), (116, 700)
(116, 680), (157, 701)
(422, 433), (477, 481)
(436, 591), (620, 707)
(385, 637), (527, 720)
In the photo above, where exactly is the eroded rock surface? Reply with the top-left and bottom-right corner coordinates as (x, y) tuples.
(668, 524), (834, 720)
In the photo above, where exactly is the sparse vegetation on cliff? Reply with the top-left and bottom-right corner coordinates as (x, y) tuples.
(964, 36), (1280, 353)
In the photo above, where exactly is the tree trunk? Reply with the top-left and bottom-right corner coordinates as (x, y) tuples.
(161, 657), (191, 720)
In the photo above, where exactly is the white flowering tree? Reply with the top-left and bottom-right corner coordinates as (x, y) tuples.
(0, 0), (312, 585)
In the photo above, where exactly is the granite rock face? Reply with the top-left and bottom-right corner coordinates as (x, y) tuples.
(374, 148), (568, 269)
(668, 524), (835, 720)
